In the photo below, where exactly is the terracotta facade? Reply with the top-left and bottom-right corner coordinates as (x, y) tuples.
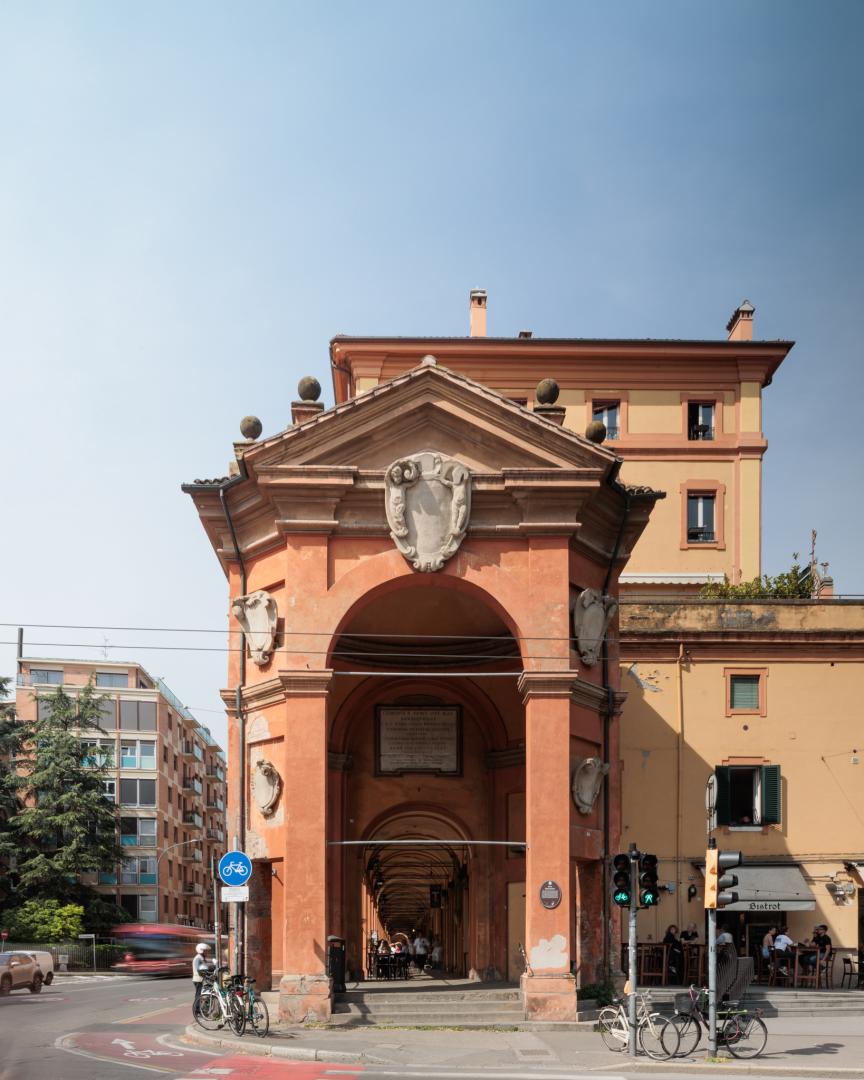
(185, 359), (658, 1021)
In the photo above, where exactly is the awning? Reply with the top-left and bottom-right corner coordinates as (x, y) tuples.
(698, 863), (816, 912)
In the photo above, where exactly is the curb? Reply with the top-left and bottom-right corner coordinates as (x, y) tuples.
(182, 1026), (387, 1065)
(182, 1027), (864, 1077)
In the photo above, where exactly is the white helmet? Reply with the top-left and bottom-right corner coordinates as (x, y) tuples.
(195, 943), (210, 954)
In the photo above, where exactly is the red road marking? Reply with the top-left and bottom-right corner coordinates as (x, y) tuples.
(185, 1059), (365, 1078)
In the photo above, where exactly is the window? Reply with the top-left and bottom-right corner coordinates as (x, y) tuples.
(120, 816), (157, 846)
(725, 668), (767, 716)
(687, 494), (715, 542)
(592, 401), (620, 440)
(120, 741), (156, 769)
(714, 764), (782, 827)
(96, 699), (116, 729)
(81, 739), (114, 767)
(731, 675), (760, 710)
(121, 856), (157, 885)
(120, 700), (157, 732)
(98, 870), (117, 885)
(139, 895), (157, 922)
(37, 699), (54, 721)
(102, 779), (116, 802)
(688, 401), (715, 440)
(163, 745), (168, 763)
(119, 778), (156, 807)
(96, 672), (128, 688)
(30, 668), (63, 685)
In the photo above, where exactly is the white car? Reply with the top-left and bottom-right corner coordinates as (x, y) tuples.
(26, 951), (55, 985)
(0, 952), (43, 994)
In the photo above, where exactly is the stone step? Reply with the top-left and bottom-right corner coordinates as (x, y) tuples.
(334, 1001), (524, 1016)
(336, 990), (521, 1005)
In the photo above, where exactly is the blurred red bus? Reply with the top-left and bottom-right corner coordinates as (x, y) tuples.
(109, 923), (215, 977)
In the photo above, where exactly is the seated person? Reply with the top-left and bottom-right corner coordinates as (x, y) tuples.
(716, 925), (734, 946)
(377, 939), (392, 956)
(773, 927), (793, 975)
(680, 922), (699, 942)
(762, 926), (778, 960)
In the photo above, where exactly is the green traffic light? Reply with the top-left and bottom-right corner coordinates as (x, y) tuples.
(640, 888), (660, 907)
(613, 888), (631, 906)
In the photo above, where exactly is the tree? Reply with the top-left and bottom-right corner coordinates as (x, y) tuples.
(3, 899), (84, 943)
(699, 556), (812, 600)
(5, 681), (122, 903)
(0, 676), (24, 902)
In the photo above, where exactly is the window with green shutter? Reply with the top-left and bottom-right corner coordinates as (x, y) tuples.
(730, 674), (760, 710)
(760, 764), (782, 825)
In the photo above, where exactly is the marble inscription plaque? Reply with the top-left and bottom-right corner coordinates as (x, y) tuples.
(376, 706), (461, 775)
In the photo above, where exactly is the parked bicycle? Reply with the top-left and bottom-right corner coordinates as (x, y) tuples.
(231, 974), (270, 1037)
(670, 984), (768, 1058)
(193, 966), (246, 1036)
(597, 991), (680, 1059)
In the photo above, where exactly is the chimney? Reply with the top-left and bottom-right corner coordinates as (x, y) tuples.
(726, 299), (755, 341)
(469, 289), (487, 337)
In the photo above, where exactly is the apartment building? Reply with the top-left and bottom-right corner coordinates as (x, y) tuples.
(15, 657), (227, 929)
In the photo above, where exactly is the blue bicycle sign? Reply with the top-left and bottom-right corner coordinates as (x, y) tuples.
(218, 850), (252, 885)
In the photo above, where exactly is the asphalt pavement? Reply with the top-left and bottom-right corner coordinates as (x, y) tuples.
(2, 974), (864, 1080)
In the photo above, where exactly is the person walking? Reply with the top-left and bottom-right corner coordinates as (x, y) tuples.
(192, 942), (214, 1006)
(413, 932), (430, 970)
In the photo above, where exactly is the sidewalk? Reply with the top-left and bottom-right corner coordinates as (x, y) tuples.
(183, 1013), (864, 1076)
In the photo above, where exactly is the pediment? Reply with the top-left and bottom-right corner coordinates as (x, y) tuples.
(243, 362), (617, 477)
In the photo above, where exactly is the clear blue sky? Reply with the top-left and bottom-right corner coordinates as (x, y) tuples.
(2, 1), (862, 749)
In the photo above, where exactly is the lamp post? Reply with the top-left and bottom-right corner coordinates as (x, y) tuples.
(156, 836), (205, 926)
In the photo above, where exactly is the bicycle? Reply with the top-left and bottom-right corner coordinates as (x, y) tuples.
(670, 984), (768, 1058)
(193, 967), (246, 1036)
(232, 974), (270, 1037)
(597, 991), (680, 1059)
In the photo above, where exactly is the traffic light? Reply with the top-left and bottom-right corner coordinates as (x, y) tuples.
(639, 853), (660, 907)
(705, 849), (743, 909)
(611, 853), (632, 907)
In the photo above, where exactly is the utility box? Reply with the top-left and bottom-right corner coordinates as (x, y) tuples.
(327, 935), (346, 994)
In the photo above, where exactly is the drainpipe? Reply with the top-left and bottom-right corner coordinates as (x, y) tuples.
(220, 483), (247, 973)
(600, 470), (631, 979)
(675, 642), (685, 930)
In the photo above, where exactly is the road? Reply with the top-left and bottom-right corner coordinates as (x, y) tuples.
(1, 975), (859, 1079)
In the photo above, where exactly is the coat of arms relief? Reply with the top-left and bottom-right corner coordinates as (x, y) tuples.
(385, 452), (471, 572)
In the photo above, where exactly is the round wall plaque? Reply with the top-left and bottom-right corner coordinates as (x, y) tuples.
(539, 880), (562, 909)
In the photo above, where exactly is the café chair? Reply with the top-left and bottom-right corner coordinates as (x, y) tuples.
(840, 955), (859, 989)
(818, 950), (836, 989)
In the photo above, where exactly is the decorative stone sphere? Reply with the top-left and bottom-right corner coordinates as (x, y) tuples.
(535, 378), (560, 405)
(297, 376), (321, 402)
(585, 420), (607, 444)
(420, 354), (438, 366)
(240, 415), (263, 440)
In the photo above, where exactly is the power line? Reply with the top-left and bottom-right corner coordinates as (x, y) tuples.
(1, 620), (577, 643)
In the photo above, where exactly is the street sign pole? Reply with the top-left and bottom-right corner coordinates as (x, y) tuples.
(707, 838), (718, 1054)
(211, 855), (221, 968)
(232, 835), (240, 975)
(628, 842), (638, 1057)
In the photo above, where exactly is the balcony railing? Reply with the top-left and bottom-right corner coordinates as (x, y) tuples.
(206, 828), (225, 842)
(183, 776), (203, 795)
(207, 797), (225, 811)
(687, 528), (716, 543)
(182, 848), (203, 863)
(183, 811), (204, 828)
(604, 426), (620, 440)
(183, 881), (204, 895)
(689, 425), (715, 441)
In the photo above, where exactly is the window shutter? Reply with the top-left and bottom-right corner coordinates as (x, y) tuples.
(730, 675), (760, 710)
(714, 766), (731, 826)
(761, 765), (782, 825)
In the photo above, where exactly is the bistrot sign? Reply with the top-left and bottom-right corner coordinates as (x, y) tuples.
(218, 850), (252, 886)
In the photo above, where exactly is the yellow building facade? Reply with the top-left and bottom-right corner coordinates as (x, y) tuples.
(328, 292), (864, 976)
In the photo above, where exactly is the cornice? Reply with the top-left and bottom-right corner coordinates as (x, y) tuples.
(486, 746), (526, 769)
(518, 671), (580, 702)
(278, 670), (334, 696)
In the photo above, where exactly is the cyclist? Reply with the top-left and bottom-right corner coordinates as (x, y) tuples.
(192, 942), (214, 1005)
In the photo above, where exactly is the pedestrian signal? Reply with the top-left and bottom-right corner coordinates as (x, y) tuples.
(611, 853), (631, 907)
(639, 853), (661, 907)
